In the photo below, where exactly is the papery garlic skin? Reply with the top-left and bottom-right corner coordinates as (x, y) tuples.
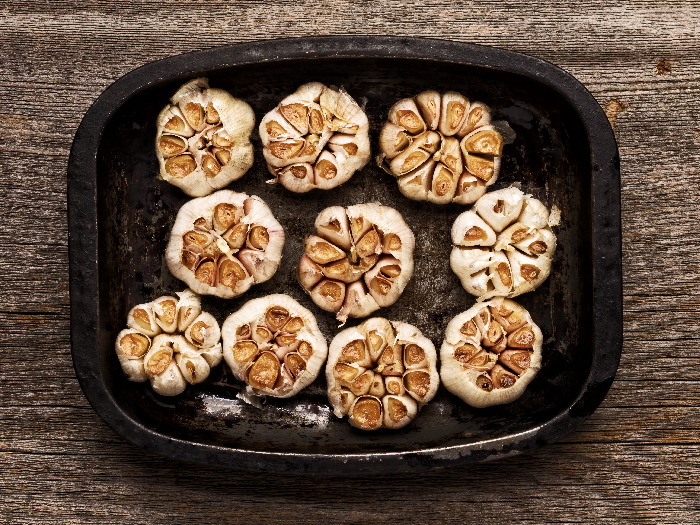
(156, 78), (255, 197)
(261, 83), (370, 192)
(450, 187), (557, 300)
(326, 318), (438, 430)
(298, 203), (415, 322)
(221, 294), (328, 398)
(165, 190), (284, 298)
(378, 90), (504, 204)
(115, 289), (223, 396)
(440, 298), (542, 408)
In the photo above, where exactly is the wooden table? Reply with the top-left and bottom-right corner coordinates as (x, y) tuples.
(2, 2), (698, 523)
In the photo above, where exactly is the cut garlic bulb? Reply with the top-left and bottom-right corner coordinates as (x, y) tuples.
(156, 78), (255, 197)
(451, 187), (557, 300)
(261, 83), (370, 192)
(440, 298), (542, 408)
(378, 90), (504, 204)
(114, 289), (222, 396)
(298, 203), (415, 323)
(327, 318), (438, 430)
(221, 294), (328, 398)
(165, 190), (284, 298)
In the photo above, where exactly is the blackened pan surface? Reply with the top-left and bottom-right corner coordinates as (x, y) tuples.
(68, 36), (621, 474)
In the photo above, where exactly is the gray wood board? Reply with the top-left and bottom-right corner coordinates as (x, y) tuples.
(1, 1), (699, 523)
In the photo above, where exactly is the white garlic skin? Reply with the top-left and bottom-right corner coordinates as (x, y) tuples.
(440, 298), (543, 408)
(221, 294), (328, 398)
(165, 190), (284, 299)
(156, 78), (255, 197)
(326, 318), (438, 430)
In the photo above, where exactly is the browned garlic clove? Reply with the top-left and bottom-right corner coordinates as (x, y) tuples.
(440, 298), (543, 408)
(327, 319), (438, 430)
(222, 294), (327, 398)
(451, 187), (557, 300)
(165, 190), (284, 299)
(298, 204), (415, 322)
(261, 83), (369, 192)
(378, 90), (505, 204)
(156, 78), (254, 197)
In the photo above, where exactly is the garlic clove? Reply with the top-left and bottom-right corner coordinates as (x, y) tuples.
(152, 295), (179, 333)
(379, 122), (411, 160)
(388, 131), (441, 177)
(415, 90), (441, 130)
(498, 350), (532, 375)
(451, 211), (497, 247)
(149, 358), (187, 397)
(453, 173), (487, 205)
(388, 98), (426, 135)
(336, 281), (380, 324)
(176, 348), (211, 385)
(297, 254), (324, 290)
(362, 317), (395, 361)
(456, 101), (492, 138)
(196, 342), (223, 368)
(328, 388), (356, 417)
(461, 125), (504, 156)
(427, 162), (460, 204)
(221, 294), (328, 398)
(310, 279), (346, 312)
(384, 375), (406, 396)
(314, 206), (352, 251)
(439, 91), (469, 136)
(184, 312), (220, 348)
(506, 250), (551, 297)
(115, 329), (152, 360)
(127, 302), (161, 337)
(364, 255), (403, 307)
(275, 163), (315, 193)
(304, 235), (346, 265)
(348, 395), (384, 430)
(157, 106), (195, 138)
(396, 159), (434, 201)
(474, 187), (525, 232)
(464, 152), (501, 184)
(382, 395), (418, 429)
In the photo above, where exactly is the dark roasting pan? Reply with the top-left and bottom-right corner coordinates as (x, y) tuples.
(68, 36), (622, 474)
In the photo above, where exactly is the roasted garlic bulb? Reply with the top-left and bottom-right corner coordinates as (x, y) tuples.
(114, 289), (222, 396)
(450, 187), (557, 300)
(260, 82), (370, 192)
(221, 294), (327, 398)
(440, 298), (542, 408)
(165, 190), (284, 298)
(156, 78), (255, 197)
(298, 203), (415, 322)
(327, 318), (439, 430)
(377, 90), (504, 204)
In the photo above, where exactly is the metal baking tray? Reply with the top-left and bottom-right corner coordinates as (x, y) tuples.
(68, 36), (622, 474)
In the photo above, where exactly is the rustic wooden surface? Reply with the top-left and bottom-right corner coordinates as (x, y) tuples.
(2, 1), (699, 523)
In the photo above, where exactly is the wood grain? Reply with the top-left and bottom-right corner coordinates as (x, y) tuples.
(2, 1), (700, 523)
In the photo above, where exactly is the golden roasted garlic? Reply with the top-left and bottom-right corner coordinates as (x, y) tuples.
(165, 190), (284, 298)
(377, 90), (504, 204)
(156, 78), (255, 197)
(298, 203), (415, 322)
(440, 298), (542, 408)
(114, 289), (222, 396)
(450, 187), (558, 300)
(327, 318), (439, 430)
(221, 294), (327, 398)
(260, 82), (370, 192)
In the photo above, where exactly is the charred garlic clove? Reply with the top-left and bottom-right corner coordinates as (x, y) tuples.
(327, 318), (438, 430)
(440, 298), (542, 408)
(221, 294), (328, 398)
(165, 190), (284, 299)
(378, 90), (504, 204)
(450, 187), (557, 300)
(156, 78), (255, 197)
(261, 83), (370, 192)
(115, 289), (222, 396)
(297, 203), (415, 323)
